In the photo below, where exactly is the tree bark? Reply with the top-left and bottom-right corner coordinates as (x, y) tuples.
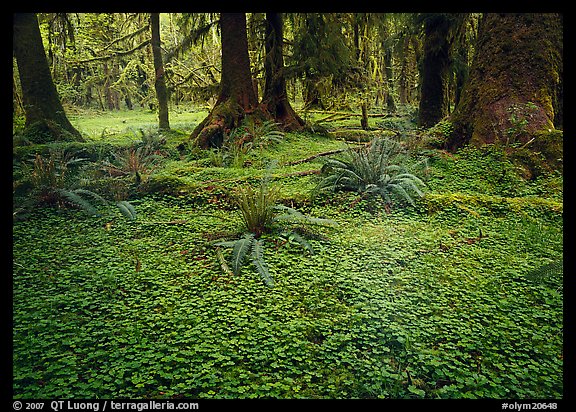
(384, 46), (397, 113)
(151, 13), (170, 130)
(261, 12), (305, 131)
(418, 14), (451, 128)
(447, 13), (563, 150)
(13, 13), (83, 142)
(191, 13), (262, 148)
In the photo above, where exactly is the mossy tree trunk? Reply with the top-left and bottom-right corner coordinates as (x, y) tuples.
(13, 13), (83, 142)
(150, 13), (170, 131)
(191, 13), (266, 148)
(418, 14), (451, 128)
(447, 13), (563, 150)
(261, 12), (305, 132)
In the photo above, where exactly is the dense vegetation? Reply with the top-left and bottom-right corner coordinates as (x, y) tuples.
(13, 108), (563, 399)
(13, 12), (562, 401)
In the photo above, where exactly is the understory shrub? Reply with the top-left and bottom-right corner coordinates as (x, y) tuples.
(315, 137), (427, 209)
(214, 174), (336, 287)
(14, 149), (137, 221)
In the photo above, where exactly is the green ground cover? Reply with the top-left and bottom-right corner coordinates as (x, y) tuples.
(12, 108), (563, 399)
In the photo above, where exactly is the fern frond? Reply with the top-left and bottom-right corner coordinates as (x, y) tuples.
(281, 230), (315, 255)
(231, 233), (255, 275)
(526, 260), (563, 282)
(73, 188), (108, 205)
(213, 239), (239, 248)
(251, 239), (274, 287)
(216, 247), (235, 277)
(57, 189), (102, 216)
(116, 200), (137, 220)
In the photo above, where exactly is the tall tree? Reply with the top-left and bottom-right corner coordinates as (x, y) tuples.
(447, 13), (563, 150)
(289, 13), (353, 111)
(417, 13), (452, 128)
(261, 12), (305, 131)
(191, 13), (262, 148)
(13, 13), (83, 142)
(151, 13), (170, 130)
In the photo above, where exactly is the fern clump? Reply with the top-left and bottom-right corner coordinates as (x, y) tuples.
(214, 175), (336, 287)
(233, 180), (280, 237)
(15, 150), (137, 221)
(315, 137), (427, 209)
(209, 119), (285, 167)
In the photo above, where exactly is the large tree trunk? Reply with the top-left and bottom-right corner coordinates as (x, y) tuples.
(13, 13), (83, 143)
(447, 13), (563, 150)
(191, 13), (262, 148)
(418, 14), (451, 128)
(151, 13), (170, 130)
(261, 12), (305, 131)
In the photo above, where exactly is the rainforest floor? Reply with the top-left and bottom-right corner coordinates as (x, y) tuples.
(12, 106), (563, 399)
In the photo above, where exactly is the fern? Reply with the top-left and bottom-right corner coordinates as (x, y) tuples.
(251, 239), (274, 287)
(116, 200), (137, 220)
(56, 188), (137, 221)
(316, 137), (426, 209)
(215, 247), (235, 277)
(231, 233), (255, 275)
(526, 259), (563, 282)
(233, 180), (279, 236)
(273, 205), (337, 227)
(57, 189), (106, 216)
(215, 173), (336, 287)
(280, 230), (315, 255)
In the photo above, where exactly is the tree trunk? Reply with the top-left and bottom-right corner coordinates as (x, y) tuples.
(384, 46), (397, 113)
(191, 13), (262, 148)
(13, 13), (82, 142)
(261, 12), (305, 131)
(151, 13), (170, 130)
(447, 13), (563, 150)
(303, 78), (324, 110)
(418, 14), (451, 128)
(398, 36), (410, 105)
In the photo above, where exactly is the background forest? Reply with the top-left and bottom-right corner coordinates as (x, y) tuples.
(13, 13), (563, 400)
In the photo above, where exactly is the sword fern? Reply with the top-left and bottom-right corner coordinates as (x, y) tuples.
(213, 175), (336, 287)
(316, 137), (426, 208)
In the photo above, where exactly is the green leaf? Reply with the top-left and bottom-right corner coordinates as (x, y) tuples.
(116, 201), (137, 220)
(251, 239), (274, 287)
(231, 234), (255, 275)
(408, 385), (426, 397)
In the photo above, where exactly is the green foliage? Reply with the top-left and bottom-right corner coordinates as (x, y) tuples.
(214, 173), (336, 287)
(209, 119), (285, 168)
(116, 200), (138, 220)
(16, 150), (87, 206)
(15, 149), (137, 220)
(230, 118), (285, 150)
(525, 259), (563, 282)
(12, 114), (562, 399)
(316, 137), (426, 208)
(215, 233), (274, 287)
(233, 180), (279, 237)
(57, 188), (108, 216)
(100, 145), (163, 180)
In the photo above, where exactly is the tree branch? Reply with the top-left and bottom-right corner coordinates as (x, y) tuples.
(71, 38), (151, 64)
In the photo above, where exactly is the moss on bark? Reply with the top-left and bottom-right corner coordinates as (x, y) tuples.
(448, 14), (562, 152)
